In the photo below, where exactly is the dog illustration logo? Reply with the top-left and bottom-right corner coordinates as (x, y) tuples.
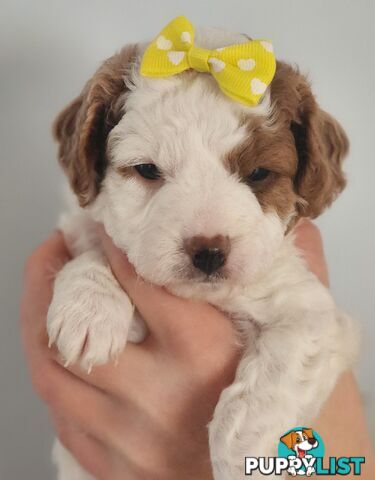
(245, 427), (364, 476)
(245, 427), (366, 478)
(278, 427), (324, 476)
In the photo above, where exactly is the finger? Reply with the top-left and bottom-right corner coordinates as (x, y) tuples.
(22, 292), (127, 448)
(44, 361), (168, 473)
(23, 230), (70, 290)
(60, 342), (155, 399)
(51, 413), (111, 480)
(294, 220), (329, 286)
(20, 232), (71, 367)
(29, 327), (155, 461)
(33, 357), (128, 450)
(99, 228), (209, 337)
(21, 231), (70, 333)
(51, 412), (148, 480)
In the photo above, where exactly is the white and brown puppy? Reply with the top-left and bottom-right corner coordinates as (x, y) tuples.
(48, 27), (358, 480)
(280, 429), (318, 476)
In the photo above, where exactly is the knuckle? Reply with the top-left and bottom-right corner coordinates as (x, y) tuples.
(131, 446), (169, 479)
(196, 359), (224, 385)
(190, 339), (238, 381)
(194, 350), (238, 393)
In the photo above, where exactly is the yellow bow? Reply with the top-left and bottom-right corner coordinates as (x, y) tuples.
(140, 16), (276, 107)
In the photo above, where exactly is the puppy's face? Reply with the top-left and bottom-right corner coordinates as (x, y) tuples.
(102, 73), (289, 288)
(280, 429), (319, 457)
(54, 38), (348, 292)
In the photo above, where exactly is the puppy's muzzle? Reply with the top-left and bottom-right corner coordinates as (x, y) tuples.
(184, 235), (230, 275)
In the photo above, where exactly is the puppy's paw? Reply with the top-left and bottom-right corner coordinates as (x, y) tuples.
(306, 466), (315, 476)
(287, 459), (298, 477)
(47, 257), (134, 371)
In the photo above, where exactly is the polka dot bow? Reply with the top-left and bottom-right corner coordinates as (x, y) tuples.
(140, 16), (276, 107)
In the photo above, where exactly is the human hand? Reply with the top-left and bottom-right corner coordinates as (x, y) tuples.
(21, 221), (373, 479)
(294, 219), (329, 287)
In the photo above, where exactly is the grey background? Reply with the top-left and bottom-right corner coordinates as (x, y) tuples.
(1, 0), (374, 478)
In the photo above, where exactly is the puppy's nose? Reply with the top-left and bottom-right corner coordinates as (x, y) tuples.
(185, 235), (230, 275)
(308, 438), (317, 446)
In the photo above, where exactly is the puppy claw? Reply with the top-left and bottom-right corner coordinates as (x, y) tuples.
(63, 359), (71, 369)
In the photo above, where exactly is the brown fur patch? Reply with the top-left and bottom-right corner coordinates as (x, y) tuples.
(271, 62), (348, 220)
(53, 45), (138, 206)
(227, 61), (349, 225)
(280, 431), (299, 450)
(227, 123), (300, 221)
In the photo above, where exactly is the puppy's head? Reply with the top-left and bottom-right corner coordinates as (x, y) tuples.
(280, 428), (319, 457)
(54, 31), (348, 292)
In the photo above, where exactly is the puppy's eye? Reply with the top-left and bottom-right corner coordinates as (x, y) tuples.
(134, 163), (161, 180)
(295, 438), (301, 444)
(247, 167), (270, 182)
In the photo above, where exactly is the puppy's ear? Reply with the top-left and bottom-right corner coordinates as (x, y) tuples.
(53, 45), (137, 206)
(280, 432), (295, 450)
(302, 428), (314, 439)
(291, 82), (349, 219)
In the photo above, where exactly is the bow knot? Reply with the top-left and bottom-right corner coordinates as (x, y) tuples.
(188, 46), (210, 73)
(140, 16), (276, 106)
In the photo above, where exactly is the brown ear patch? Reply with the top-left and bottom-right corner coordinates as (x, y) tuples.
(228, 62), (348, 226)
(271, 62), (349, 220)
(280, 431), (298, 450)
(54, 44), (138, 206)
(302, 428), (314, 439)
(291, 108), (348, 218)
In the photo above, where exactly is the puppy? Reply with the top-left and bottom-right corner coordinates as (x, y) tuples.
(48, 25), (358, 480)
(280, 429), (318, 476)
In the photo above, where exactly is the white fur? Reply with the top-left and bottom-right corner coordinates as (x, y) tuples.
(53, 441), (94, 480)
(50, 27), (358, 480)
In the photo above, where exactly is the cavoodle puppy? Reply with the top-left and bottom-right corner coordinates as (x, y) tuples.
(48, 18), (358, 480)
